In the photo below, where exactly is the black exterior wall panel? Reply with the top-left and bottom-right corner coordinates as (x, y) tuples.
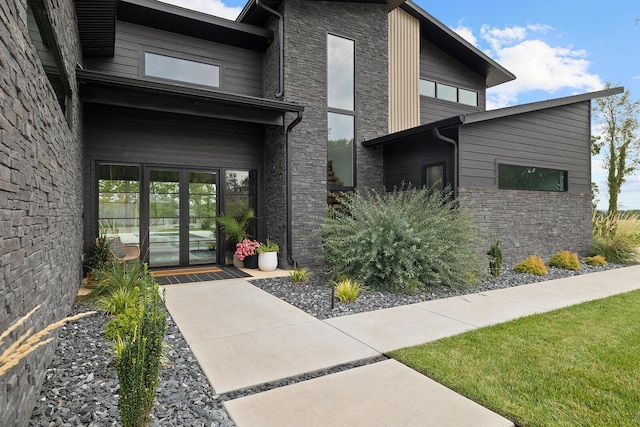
(84, 21), (264, 97)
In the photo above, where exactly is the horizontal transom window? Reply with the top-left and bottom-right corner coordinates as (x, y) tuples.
(144, 52), (220, 88)
(498, 164), (568, 192)
(419, 79), (478, 107)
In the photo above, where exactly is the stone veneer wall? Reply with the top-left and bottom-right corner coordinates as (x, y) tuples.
(0, 1), (83, 425)
(281, 0), (388, 266)
(458, 187), (593, 266)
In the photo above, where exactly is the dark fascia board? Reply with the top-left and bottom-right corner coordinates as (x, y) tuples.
(118, 0), (273, 51)
(77, 69), (303, 125)
(463, 86), (624, 124)
(401, 1), (515, 89)
(363, 87), (624, 148)
(362, 116), (464, 147)
(238, 0), (404, 25)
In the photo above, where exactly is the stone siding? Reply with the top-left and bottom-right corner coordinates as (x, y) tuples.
(0, 1), (83, 425)
(458, 187), (593, 266)
(282, 0), (388, 265)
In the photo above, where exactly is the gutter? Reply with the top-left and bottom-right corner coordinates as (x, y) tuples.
(256, 0), (284, 99)
(432, 127), (459, 199)
(286, 111), (304, 266)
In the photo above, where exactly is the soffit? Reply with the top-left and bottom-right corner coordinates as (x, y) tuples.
(75, 0), (117, 57)
(118, 0), (273, 52)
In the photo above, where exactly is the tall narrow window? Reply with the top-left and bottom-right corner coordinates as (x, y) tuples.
(327, 34), (355, 191)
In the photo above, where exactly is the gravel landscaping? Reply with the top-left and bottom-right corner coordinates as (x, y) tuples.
(29, 262), (623, 426)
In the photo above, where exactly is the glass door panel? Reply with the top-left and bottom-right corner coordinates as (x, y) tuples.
(148, 169), (181, 267)
(188, 171), (217, 265)
(98, 164), (140, 245)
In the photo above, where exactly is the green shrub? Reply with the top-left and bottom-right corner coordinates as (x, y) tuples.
(104, 307), (141, 342)
(90, 260), (149, 301)
(487, 240), (503, 277)
(334, 278), (364, 303)
(514, 255), (548, 276)
(289, 265), (311, 283)
(115, 271), (165, 427)
(547, 250), (580, 271)
(96, 286), (140, 316)
(319, 186), (485, 292)
(583, 255), (607, 266)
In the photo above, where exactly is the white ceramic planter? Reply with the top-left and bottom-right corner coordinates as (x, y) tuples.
(258, 252), (278, 271)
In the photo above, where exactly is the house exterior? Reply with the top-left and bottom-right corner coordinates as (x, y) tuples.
(0, 0), (621, 423)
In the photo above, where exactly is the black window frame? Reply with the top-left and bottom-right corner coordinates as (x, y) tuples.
(141, 47), (222, 89)
(419, 78), (479, 107)
(422, 162), (447, 192)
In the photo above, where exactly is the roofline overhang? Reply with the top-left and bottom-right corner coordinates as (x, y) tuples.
(363, 87), (625, 148)
(401, 1), (515, 88)
(77, 69), (303, 125)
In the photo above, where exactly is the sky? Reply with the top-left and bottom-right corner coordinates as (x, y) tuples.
(159, 0), (640, 210)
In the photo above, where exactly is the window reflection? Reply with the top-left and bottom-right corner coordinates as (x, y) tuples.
(327, 35), (354, 111)
(328, 113), (354, 188)
(144, 52), (220, 88)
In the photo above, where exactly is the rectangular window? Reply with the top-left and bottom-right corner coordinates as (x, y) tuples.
(98, 164), (141, 244)
(327, 34), (355, 111)
(459, 88), (478, 106)
(327, 33), (356, 192)
(436, 83), (457, 102)
(328, 113), (355, 188)
(419, 79), (436, 97)
(144, 52), (220, 88)
(424, 163), (445, 191)
(498, 164), (568, 192)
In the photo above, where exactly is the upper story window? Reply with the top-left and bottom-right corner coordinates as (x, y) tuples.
(144, 52), (220, 88)
(420, 78), (478, 107)
(327, 34), (356, 191)
(327, 34), (355, 111)
(498, 164), (568, 192)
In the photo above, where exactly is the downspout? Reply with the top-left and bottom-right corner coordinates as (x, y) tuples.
(433, 127), (459, 199)
(256, 0), (284, 99)
(286, 111), (303, 266)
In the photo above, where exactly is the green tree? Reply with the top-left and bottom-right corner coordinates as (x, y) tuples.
(592, 84), (640, 213)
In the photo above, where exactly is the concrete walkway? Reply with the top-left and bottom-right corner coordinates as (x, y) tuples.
(163, 265), (640, 426)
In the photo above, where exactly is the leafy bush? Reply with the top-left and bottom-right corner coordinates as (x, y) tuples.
(591, 211), (640, 264)
(487, 241), (503, 277)
(319, 187), (485, 292)
(583, 255), (607, 266)
(334, 278), (364, 303)
(96, 286), (140, 316)
(115, 270), (165, 427)
(547, 250), (580, 271)
(90, 260), (149, 301)
(104, 307), (141, 342)
(514, 255), (548, 276)
(289, 265), (311, 283)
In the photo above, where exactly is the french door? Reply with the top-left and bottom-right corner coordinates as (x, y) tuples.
(145, 168), (218, 268)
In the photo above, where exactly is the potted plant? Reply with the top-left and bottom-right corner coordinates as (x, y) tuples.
(216, 208), (256, 267)
(235, 238), (260, 269)
(257, 239), (279, 271)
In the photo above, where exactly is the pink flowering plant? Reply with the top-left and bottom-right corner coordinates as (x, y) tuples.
(235, 239), (260, 261)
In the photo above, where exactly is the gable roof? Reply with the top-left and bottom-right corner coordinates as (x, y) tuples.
(363, 87), (625, 148)
(401, 1), (514, 88)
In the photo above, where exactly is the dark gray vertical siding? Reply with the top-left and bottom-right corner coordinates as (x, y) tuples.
(458, 102), (592, 193)
(420, 38), (485, 123)
(84, 21), (264, 97)
(82, 104), (266, 252)
(383, 137), (454, 190)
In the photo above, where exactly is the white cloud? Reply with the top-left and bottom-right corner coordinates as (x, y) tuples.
(452, 23), (604, 109)
(452, 22), (478, 47)
(157, 0), (242, 20)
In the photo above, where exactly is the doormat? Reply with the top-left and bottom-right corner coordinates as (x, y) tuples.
(152, 266), (251, 285)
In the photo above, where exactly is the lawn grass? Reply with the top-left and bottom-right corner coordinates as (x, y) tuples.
(388, 290), (640, 427)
